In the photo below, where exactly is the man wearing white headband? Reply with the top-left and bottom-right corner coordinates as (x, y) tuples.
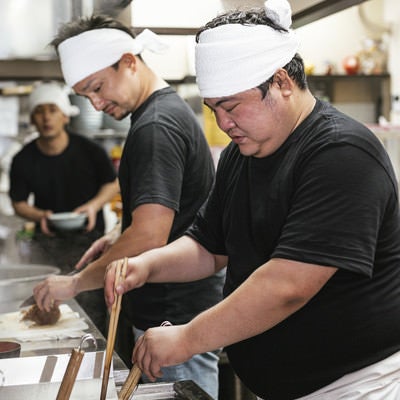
(32, 15), (224, 398)
(106, 2), (400, 399)
(9, 81), (119, 334)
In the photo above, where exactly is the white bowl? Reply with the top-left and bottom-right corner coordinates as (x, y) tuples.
(48, 212), (87, 231)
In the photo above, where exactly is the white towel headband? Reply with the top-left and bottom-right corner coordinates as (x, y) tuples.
(195, 0), (300, 98)
(58, 28), (167, 87)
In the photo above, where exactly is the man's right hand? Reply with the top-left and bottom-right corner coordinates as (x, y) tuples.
(75, 234), (113, 270)
(40, 210), (54, 236)
(33, 274), (79, 312)
(104, 256), (150, 308)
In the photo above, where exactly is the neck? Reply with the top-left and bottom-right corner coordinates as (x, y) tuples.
(36, 130), (69, 156)
(291, 89), (316, 132)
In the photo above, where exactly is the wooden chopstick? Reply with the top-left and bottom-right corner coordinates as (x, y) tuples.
(100, 257), (128, 400)
(118, 364), (141, 400)
(118, 364), (142, 400)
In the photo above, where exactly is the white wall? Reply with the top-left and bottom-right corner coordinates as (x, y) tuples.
(384, 0), (400, 102)
(296, 0), (386, 75)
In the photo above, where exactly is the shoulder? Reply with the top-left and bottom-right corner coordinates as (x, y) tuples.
(295, 100), (386, 162)
(138, 88), (196, 126)
(12, 139), (38, 161)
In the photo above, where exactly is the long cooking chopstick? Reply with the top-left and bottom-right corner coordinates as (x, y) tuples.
(118, 364), (141, 400)
(100, 257), (127, 400)
(118, 320), (172, 399)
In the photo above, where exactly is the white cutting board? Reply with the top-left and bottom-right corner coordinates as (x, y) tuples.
(0, 304), (88, 341)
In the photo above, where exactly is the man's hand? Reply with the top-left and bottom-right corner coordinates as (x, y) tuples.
(133, 325), (194, 381)
(74, 204), (96, 232)
(75, 234), (113, 270)
(104, 257), (150, 308)
(40, 210), (54, 236)
(33, 274), (79, 312)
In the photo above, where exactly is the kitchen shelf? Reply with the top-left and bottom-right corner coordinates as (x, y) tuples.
(0, 59), (63, 81)
(0, 59), (391, 124)
(307, 73), (391, 122)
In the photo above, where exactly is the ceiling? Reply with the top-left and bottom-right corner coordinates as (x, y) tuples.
(125, 0), (369, 35)
(220, 0), (369, 28)
(288, 0), (368, 28)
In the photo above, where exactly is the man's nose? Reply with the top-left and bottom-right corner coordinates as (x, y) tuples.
(89, 95), (105, 111)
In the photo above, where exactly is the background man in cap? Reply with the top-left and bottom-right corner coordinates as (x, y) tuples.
(9, 81), (119, 334)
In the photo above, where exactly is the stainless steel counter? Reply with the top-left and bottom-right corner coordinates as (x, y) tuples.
(0, 213), (128, 394)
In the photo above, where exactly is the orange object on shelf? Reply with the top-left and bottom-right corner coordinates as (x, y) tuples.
(110, 144), (123, 172)
(110, 192), (122, 220)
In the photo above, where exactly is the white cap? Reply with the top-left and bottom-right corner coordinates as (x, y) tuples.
(28, 82), (80, 116)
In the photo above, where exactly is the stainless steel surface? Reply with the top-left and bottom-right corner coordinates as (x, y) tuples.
(0, 352), (105, 385)
(0, 264), (60, 312)
(0, 379), (118, 400)
(0, 299), (126, 399)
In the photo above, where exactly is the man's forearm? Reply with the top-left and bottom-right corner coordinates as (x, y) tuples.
(12, 201), (48, 222)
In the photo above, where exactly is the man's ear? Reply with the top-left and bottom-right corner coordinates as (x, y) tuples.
(273, 69), (293, 96)
(120, 53), (137, 71)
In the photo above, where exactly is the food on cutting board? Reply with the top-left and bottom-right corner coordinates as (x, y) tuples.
(21, 304), (61, 326)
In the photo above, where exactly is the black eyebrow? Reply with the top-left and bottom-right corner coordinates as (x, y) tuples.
(81, 78), (96, 92)
(204, 98), (232, 110)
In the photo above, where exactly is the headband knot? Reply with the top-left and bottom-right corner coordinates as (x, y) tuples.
(265, 0), (293, 29)
(195, 0), (299, 98)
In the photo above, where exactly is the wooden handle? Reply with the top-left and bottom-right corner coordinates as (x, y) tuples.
(118, 364), (141, 400)
(56, 348), (84, 400)
(100, 258), (128, 400)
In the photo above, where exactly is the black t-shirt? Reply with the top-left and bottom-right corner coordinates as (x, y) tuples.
(119, 87), (224, 329)
(9, 132), (117, 232)
(187, 99), (400, 399)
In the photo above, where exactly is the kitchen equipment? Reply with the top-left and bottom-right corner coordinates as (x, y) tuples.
(0, 351), (118, 399)
(0, 264), (60, 311)
(56, 334), (97, 400)
(69, 95), (103, 135)
(0, 341), (21, 359)
(19, 295), (38, 308)
(48, 212), (87, 231)
(101, 257), (127, 400)
(126, 381), (213, 399)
